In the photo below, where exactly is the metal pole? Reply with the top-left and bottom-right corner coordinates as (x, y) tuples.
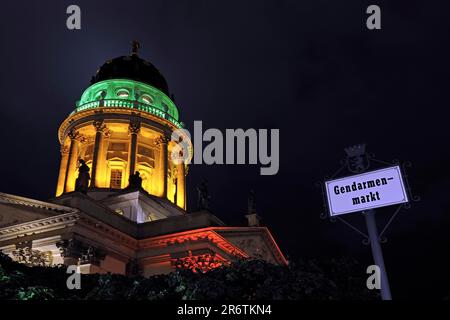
(364, 209), (392, 300)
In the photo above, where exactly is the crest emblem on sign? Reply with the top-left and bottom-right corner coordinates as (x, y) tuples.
(345, 144), (370, 173)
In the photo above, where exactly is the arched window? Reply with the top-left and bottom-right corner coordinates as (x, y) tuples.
(110, 169), (123, 189)
(107, 158), (127, 189)
(141, 94), (153, 105)
(116, 88), (130, 99)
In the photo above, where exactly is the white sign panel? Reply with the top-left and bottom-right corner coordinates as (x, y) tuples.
(325, 166), (408, 216)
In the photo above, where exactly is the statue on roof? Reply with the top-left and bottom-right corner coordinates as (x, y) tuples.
(128, 171), (143, 189)
(248, 189), (256, 214)
(197, 180), (209, 210)
(75, 159), (90, 194)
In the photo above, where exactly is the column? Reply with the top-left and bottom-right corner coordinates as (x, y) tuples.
(184, 165), (188, 209)
(90, 120), (106, 187)
(176, 163), (185, 209)
(56, 145), (70, 196)
(364, 210), (392, 300)
(64, 129), (80, 193)
(173, 173), (178, 205)
(128, 121), (141, 178)
(162, 137), (168, 198)
(156, 135), (169, 198)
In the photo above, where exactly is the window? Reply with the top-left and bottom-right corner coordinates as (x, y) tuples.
(107, 143), (128, 161)
(110, 169), (123, 189)
(115, 208), (124, 215)
(137, 145), (155, 168)
(116, 88), (130, 98)
(110, 143), (127, 151)
(141, 94), (153, 104)
(138, 145), (154, 158)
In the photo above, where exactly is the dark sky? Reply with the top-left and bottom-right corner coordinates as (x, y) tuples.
(1, 0), (450, 299)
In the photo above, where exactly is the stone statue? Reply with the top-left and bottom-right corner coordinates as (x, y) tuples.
(128, 171), (143, 189)
(75, 159), (90, 194)
(197, 180), (209, 210)
(245, 189), (261, 227)
(248, 189), (256, 214)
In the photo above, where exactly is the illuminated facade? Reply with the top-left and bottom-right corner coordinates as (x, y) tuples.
(57, 60), (187, 208)
(0, 46), (287, 276)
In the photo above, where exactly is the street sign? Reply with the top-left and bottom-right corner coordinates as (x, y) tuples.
(325, 166), (408, 216)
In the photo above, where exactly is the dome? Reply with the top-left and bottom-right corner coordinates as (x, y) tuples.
(90, 43), (170, 96)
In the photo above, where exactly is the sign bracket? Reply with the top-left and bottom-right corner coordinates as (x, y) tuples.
(317, 144), (420, 300)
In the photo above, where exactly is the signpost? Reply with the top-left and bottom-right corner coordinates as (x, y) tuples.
(364, 209), (391, 300)
(320, 145), (416, 301)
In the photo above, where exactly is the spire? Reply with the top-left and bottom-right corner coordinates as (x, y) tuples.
(131, 40), (140, 56)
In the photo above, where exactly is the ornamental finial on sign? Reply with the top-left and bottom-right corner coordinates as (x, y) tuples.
(344, 144), (366, 157)
(344, 143), (370, 173)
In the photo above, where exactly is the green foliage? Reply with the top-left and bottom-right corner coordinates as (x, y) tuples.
(0, 252), (376, 300)
(15, 286), (56, 300)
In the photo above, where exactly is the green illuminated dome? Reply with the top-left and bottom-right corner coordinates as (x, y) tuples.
(72, 43), (182, 128)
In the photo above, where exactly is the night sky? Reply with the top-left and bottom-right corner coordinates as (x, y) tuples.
(1, 0), (450, 299)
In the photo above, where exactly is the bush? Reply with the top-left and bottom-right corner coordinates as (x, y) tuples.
(0, 252), (376, 300)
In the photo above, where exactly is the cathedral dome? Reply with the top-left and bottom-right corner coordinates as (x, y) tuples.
(90, 42), (170, 96)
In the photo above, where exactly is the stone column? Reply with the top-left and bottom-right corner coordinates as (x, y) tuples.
(154, 135), (169, 198)
(176, 163), (186, 209)
(128, 121), (141, 178)
(64, 129), (80, 193)
(56, 145), (70, 196)
(173, 173), (178, 206)
(158, 136), (169, 198)
(90, 120), (106, 187)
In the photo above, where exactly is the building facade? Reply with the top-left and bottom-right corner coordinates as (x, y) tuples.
(0, 46), (287, 276)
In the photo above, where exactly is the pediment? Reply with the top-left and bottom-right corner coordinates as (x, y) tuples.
(0, 192), (73, 229)
(216, 228), (288, 265)
(0, 203), (54, 228)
